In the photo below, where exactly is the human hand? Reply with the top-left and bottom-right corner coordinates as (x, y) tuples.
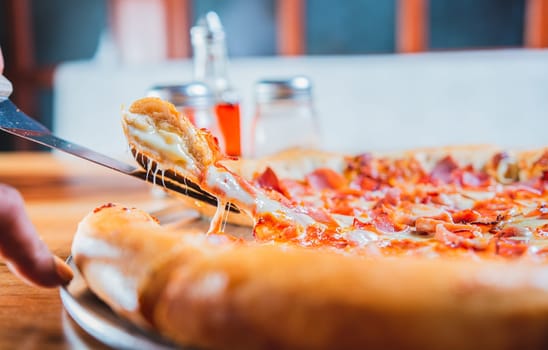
(0, 184), (73, 287)
(0, 48), (71, 287)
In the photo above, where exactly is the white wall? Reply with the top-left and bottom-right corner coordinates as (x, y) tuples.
(54, 49), (548, 159)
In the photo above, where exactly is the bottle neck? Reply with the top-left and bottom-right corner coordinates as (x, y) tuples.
(193, 39), (230, 98)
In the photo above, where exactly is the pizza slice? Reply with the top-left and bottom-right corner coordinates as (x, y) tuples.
(71, 97), (548, 350)
(122, 97), (322, 238)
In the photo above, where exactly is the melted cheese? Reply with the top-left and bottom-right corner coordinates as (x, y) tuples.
(512, 217), (548, 233)
(207, 199), (227, 234)
(124, 111), (199, 174)
(205, 166), (316, 228)
(206, 167), (254, 206)
(345, 229), (378, 247)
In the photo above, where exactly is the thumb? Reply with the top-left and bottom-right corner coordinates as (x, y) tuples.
(0, 184), (73, 287)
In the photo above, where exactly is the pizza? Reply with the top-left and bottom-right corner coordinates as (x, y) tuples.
(71, 97), (548, 350)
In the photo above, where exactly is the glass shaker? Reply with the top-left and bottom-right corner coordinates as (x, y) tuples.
(147, 82), (225, 148)
(251, 76), (321, 157)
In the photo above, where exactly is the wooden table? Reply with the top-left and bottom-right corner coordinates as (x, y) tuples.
(0, 152), (177, 349)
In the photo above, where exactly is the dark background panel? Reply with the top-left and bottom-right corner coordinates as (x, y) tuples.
(32, 0), (108, 65)
(306, 0), (397, 54)
(193, 0), (277, 56)
(429, 0), (525, 49)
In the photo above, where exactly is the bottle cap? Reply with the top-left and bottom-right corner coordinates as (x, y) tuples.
(254, 76), (312, 103)
(147, 82), (214, 108)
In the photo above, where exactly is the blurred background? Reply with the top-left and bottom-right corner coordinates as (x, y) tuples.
(0, 0), (547, 155)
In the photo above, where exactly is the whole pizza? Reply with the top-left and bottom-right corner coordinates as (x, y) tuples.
(72, 97), (548, 350)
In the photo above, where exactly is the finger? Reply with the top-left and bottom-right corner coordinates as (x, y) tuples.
(0, 184), (73, 287)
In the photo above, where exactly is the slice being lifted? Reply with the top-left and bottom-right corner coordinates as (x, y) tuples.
(123, 97), (319, 237)
(72, 97), (548, 350)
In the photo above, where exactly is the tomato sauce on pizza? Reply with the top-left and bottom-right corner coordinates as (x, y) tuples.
(250, 151), (548, 259)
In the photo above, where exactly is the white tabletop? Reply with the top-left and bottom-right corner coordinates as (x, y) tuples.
(54, 49), (548, 158)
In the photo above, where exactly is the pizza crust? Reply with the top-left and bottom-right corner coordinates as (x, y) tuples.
(73, 204), (548, 350)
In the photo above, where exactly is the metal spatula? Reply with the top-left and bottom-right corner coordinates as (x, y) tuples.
(0, 74), (237, 212)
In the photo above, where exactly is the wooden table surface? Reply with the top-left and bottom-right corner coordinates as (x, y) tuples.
(0, 152), (180, 349)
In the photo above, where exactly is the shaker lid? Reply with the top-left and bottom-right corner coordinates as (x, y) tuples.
(147, 82), (214, 107)
(254, 76), (312, 102)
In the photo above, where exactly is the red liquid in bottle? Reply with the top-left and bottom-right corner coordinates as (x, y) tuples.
(216, 102), (241, 156)
(181, 107), (196, 125)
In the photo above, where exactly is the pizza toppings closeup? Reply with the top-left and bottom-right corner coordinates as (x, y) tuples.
(250, 150), (548, 259)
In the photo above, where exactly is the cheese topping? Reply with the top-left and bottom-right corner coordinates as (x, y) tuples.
(205, 166), (317, 231)
(124, 111), (199, 175)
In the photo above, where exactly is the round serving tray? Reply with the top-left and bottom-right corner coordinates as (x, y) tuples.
(60, 256), (180, 350)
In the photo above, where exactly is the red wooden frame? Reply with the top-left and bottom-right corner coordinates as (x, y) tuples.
(276, 0), (306, 55)
(397, 0), (428, 53)
(525, 0), (548, 48)
(165, 0), (192, 59)
(5, 0), (39, 150)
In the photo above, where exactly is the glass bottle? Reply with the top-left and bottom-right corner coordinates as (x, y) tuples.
(191, 12), (241, 157)
(251, 76), (321, 157)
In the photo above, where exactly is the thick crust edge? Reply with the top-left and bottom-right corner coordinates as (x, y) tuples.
(73, 204), (548, 350)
